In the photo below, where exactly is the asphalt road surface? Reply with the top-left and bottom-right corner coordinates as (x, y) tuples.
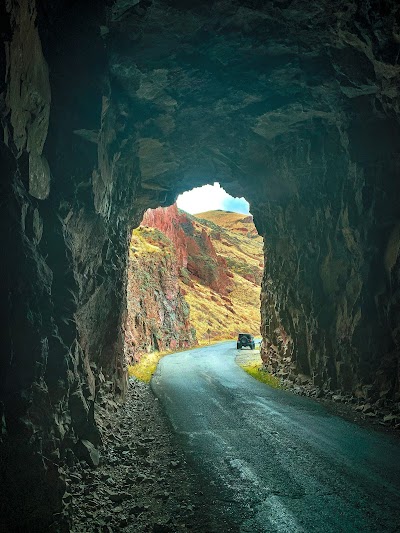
(151, 341), (400, 533)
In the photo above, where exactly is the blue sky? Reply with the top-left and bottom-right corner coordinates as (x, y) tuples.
(176, 183), (250, 215)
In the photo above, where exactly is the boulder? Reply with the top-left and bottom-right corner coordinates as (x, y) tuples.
(75, 440), (100, 468)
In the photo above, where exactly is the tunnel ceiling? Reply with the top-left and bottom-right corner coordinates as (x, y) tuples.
(105, 0), (400, 206)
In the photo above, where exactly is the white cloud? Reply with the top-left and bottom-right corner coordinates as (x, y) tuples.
(176, 183), (249, 215)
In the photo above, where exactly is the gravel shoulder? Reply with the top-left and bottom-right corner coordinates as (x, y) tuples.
(65, 378), (210, 532)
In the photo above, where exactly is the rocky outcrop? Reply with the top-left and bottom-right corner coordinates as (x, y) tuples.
(124, 224), (196, 362)
(186, 226), (233, 295)
(143, 205), (234, 295)
(141, 204), (189, 269)
(1, 0), (400, 528)
(67, 378), (228, 532)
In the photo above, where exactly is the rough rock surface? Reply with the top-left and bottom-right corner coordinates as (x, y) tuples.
(266, 354), (400, 430)
(125, 206), (263, 357)
(141, 205), (189, 269)
(125, 221), (196, 362)
(143, 205), (234, 295)
(1, 0), (400, 527)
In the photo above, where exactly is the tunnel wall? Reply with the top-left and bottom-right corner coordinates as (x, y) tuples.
(0, 0), (140, 528)
(258, 117), (400, 396)
(1, 0), (400, 529)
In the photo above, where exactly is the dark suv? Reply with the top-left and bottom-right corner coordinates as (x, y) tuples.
(237, 333), (255, 350)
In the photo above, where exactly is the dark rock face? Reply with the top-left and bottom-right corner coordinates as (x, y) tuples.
(1, 0), (400, 528)
(1, 0), (138, 528)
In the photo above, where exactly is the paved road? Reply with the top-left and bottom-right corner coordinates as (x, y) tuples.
(151, 342), (400, 533)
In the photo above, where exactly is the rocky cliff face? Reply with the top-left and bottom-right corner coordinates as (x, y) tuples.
(142, 205), (234, 295)
(141, 204), (189, 269)
(124, 221), (195, 362)
(2, 0), (400, 528)
(1, 1), (140, 528)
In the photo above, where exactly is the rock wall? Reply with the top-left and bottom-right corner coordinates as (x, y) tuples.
(125, 224), (196, 362)
(141, 205), (189, 269)
(259, 110), (400, 399)
(1, 0), (400, 528)
(1, 1), (142, 528)
(143, 205), (234, 295)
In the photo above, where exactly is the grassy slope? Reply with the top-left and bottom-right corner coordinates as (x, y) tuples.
(196, 211), (263, 278)
(129, 210), (263, 345)
(182, 210), (264, 342)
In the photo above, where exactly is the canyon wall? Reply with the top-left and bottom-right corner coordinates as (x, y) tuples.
(1, 0), (400, 528)
(125, 221), (196, 362)
(142, 205), (234, 294)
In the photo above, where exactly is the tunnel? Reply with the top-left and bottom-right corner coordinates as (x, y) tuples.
(1, 0), (400, 529)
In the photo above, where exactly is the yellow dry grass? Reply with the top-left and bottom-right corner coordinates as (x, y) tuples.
(184, 210), (263, 342)
(182, 271), (260, 342)
(128, 344), (202, 382)
(129, 227), (164, 258)
(196, 211), (263, 274)
(129, 209), (264, 347)
(238, 359), (282, 389)
(128, 351), (167, 382)
(196, 210), (252, 229)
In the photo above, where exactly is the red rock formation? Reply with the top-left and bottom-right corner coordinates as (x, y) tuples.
(142, 205), (234, 295)
(126, 205), (253, 361)
(141, 205), (188, 269)
(124, 236), (196, 364)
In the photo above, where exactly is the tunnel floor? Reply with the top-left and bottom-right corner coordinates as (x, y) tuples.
(65, 344), (400, 533)
(152, 342), (400, 533)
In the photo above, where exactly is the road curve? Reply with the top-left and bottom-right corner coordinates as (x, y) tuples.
(151, 341), (400, 533)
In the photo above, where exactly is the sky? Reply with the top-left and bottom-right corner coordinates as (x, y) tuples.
(176, 183), (250, 215)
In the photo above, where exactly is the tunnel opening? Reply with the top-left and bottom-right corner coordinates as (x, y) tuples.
(2, 0), (400, 529)
(124, 182), (265, 374)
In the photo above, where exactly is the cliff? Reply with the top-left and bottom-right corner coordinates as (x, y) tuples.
(125, 205), (263, 357)
(142, 204), (235, 295)
(124, 225), (196, 363)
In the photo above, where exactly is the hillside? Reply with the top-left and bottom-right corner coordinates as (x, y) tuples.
(124, 205), (264, 361)
(195, 210), (263, 285)
(196, 210), (259, 236)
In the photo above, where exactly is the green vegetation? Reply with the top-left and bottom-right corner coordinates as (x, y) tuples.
(130, 227), (174, 257)
(239, 360), (282, 389)
(180, 267), (191, 284)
